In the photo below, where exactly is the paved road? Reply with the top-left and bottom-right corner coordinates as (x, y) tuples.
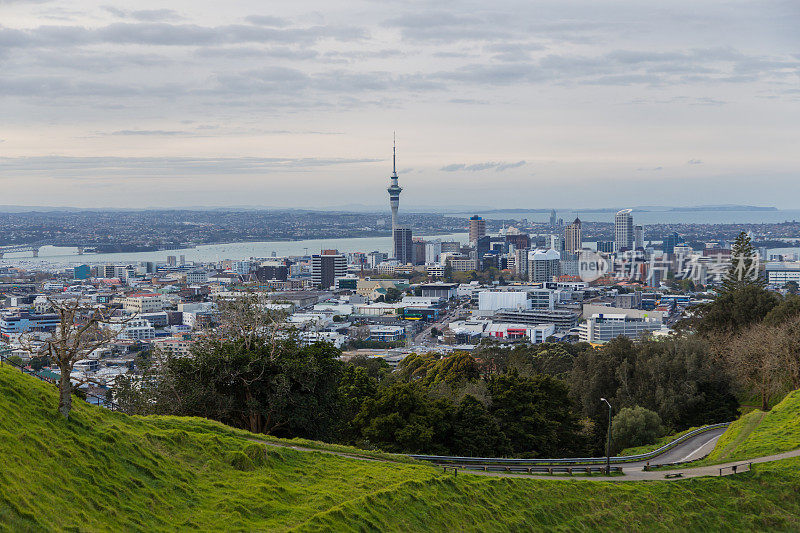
(468, 447), (800, 482)
(250, 434), (800, 482)
(619, 427), (727, 468)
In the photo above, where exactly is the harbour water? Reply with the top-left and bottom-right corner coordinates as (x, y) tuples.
(0, 232), (470, 268)
(456, 209), (800, 225)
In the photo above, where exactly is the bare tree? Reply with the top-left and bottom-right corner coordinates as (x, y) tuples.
(213, 292), (286, 353)
(721, 321), (788, 411)
(22, 297), (127, 419)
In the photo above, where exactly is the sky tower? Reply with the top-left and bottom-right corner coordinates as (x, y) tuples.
(387, 134), (402, 231)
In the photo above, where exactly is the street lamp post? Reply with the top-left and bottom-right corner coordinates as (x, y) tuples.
(601, 398), (612, 475)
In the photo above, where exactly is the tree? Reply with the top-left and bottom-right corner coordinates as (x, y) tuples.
(722, 231), (765, 292)
(784, 281), (799, 295)
(450, 395), (510, 457)
(354, 382), (453, 454)
(384, 287), (404, 303)
(161, 337), (343, 438)
(488, 374), (584, 457)
(570, 336), (738, 446)
(763, 295), (800, 326)
(721, 317), (800, 409)
(23, 297), (122, 419)
(693, 284), (779, 336)
(610, 406), (664, 454)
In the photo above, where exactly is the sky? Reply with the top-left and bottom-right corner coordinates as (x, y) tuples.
(1, 0), (799, 210)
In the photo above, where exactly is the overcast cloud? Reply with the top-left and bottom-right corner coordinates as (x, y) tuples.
(1, 0), (798, 208)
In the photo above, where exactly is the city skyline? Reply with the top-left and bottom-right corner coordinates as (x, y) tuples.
(1, 1), (798, 208)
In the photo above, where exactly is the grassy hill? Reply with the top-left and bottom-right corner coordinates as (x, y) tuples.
(702, 389), (800, 464)
(3, 365), (800, 532)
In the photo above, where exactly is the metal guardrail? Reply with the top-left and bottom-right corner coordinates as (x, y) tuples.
(442, 465), (623, 475)
(0, 352), (120, 411)
(409, 422), (730, 466)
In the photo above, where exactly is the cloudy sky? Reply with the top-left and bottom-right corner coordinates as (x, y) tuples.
(1, 0), (798, 209)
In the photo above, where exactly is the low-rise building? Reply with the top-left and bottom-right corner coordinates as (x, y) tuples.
(577, 313), (664, 343)
(123, 293), (165, 314)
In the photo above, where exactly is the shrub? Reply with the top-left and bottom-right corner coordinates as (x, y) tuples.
(611, 406), (664, 454)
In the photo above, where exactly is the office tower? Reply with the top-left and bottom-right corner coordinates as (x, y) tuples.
(387, 136), (402, 232)
(413, 238), (426, 266)
(528, 249), (561, 282)
(565, 217), (582, 254)
(367, 251), (388, 268)
(634, 225), (644, 250)
(73, 264), (90, 280)
(393, 227), (413, 264)
(597, 241), (615, 253)
(441, 241), (461, 254)
(614, 209), (634, 252)
(179, 255), (186, 266)
(425, 240), (442, 264)
(469, 215), (486, 244)
(550, 234), (565, 252)
(549, 209), (557, 227)
(663, 232), (683, 255)
(312, 251), (347, 289)
(505, 233), (530, 250)
(167, 255), (177, 267)
(514, 247), (529, 277)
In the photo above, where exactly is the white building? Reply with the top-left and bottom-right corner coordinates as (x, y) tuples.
(615, 209), (634, 251)
(186, 270), (209, 284)
(578, 313), (664, 343)
(123, 293), (164, 314)
(368, 325), (406, 342)
(425, 240), (443, 264)
(528, 249), (561, 282)
(478, 291), (529, 312)
(119, 318), (156, 341)
(484, 323), (556, 343)
(766, 262), (800, 285)
(426, 263), (445, 278)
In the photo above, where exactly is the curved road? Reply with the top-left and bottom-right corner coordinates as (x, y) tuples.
(251, 431), (800, 482)
(619, 426), (726, 467)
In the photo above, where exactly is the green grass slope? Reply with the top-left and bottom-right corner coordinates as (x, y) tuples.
(704, 389), (800, 464)
(3, 365), (800, 532)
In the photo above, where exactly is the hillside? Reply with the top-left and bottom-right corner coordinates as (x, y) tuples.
(3, 365), (800, 532)
(703, 389), (800, 464)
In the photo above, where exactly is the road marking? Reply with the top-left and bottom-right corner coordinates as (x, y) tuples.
(678, 434), (720, 462)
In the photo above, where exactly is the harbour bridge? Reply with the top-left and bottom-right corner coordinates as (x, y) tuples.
(0, 243), (87, 259)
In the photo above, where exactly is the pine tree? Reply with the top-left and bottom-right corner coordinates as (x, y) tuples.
(721, 231), (764, 292)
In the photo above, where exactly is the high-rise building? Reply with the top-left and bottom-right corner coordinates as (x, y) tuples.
(663, 232), (683, 255)
(565, 217), (582, 254)
(614, 209), (634, 252)
(528, 249), (561, 282)
(312, 251), (347, 289)
(441, 241), (461, 254)
(634, 225), (644, 250)
(73, 264), (90, 280)
(597, 241), (615, 253)
(393, 227), (414, 264)
(413, 238), (426, 266)
(367, 251), (388, 268)
(425, 240), (442, 264)
(549, 209), (557, 227)
(469, 215), (486, 244)
(550, 234), (565, 252)
(505, 233), (531, 251)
